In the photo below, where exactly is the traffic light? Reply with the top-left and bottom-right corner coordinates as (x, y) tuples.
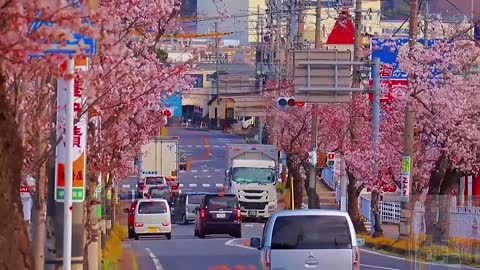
(277, 97), (306, 108)
(163, 109), (172, 117)
(308, 151), (317, 166)
(327, 152), (335, 168)
(318, 151), (327, 167)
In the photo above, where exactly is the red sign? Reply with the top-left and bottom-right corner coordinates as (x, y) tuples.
(368, 79), (408, 103)
(163, 109), (172, 117)
(20, 186), (29, 193)
(327, 153), (335, 160)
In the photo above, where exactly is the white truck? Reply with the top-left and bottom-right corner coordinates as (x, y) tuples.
(138, 136), (180, 198)
(224, 144), (279, 219)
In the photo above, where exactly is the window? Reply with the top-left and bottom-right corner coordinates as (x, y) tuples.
(188, 195), (204, 205)
(188, 74), (204, 88)
(138, 201), (168, 214)
(206, 196), (238, 210)
(270, 215), (352, 249)
(150, 187), (170, 200)
(145, 177), (165, 185)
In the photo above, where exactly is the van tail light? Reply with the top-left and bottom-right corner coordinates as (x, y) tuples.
(128, 214), (134, 225)
(353, 246), (360, 270)
(235, 207), (242, 220)
(171, 185), (178, 190)
(135, 222), (144, 227)
(264, 248), (271, 270)
(146, 193), (151, 199)
(161, 222), (170, 226)
(200, 208), (206, 219)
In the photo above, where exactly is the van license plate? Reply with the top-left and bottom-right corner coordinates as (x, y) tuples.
(148, 227), (159, 233)
(216, 213), (226, 218)
(247, 210), (257, 217)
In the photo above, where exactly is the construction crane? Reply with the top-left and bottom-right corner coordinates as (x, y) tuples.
(176, 16), (223, 22)
(164, 32), (234, 39)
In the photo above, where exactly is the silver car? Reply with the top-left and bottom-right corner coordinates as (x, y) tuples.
(250, 209), (364, 270)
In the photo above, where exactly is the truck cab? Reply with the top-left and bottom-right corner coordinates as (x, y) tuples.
(225, 144), (278, 219)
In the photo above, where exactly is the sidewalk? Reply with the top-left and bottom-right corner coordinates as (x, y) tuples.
(118, 244), (139, 270)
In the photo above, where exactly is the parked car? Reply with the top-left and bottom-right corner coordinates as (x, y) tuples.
(126, 200), (138, 239)
(147, 185), (173, 204)
(249, 209), (364, 270)
(128, 198), (172, 240)
(172, 192), (208, 224)
(194, 193), (242, 238)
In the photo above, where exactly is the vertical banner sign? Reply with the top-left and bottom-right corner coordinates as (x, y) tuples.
(401, 156), (412, 202)
(55, 58), (88, 202)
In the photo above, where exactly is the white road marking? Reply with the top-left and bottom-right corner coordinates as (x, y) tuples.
(179, 184), (184, 187)
(187, 145), (193, 147)
(196, 145), (202, 147)
(360, 265), (399, 270)
(215, 183), (223, 187)
(207, 175), (212, 178)
(202, 169), (209, 172)
(214, 169), (222, 172)
(225, 239), (255, 250)
(145, 248), (164, 270)
(360, 249), (478, 269)
(189, 183), (197, 187)
(122, 184), (130, 188)
(244, 224), (254, 227)
(191, 170), (198, 172)
(202, 184), (210, 187)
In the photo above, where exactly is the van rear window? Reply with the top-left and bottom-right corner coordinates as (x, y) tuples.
(145, 177), (165, 185)
(270, 215), (352, 249)
(206, 196), (238, 210)
(138, 201), (168, 214)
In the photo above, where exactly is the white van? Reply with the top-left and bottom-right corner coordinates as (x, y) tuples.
(133, 199), (172, 240)
(250, 209), (364, 270)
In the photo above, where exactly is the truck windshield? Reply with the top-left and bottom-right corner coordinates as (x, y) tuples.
(232, 167), (275, 184)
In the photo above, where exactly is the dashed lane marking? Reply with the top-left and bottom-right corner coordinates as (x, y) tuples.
(202, 183), (210, 187)
(189, 183), (197, 187)
(215, 183), (223, 187)
(202, 169), (209, 172)
(145, 248), (164, 270)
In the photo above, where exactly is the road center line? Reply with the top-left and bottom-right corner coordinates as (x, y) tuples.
(225, 239), (256, 250)
(145, 248), (164, 270)
(360, 264), (399, 270)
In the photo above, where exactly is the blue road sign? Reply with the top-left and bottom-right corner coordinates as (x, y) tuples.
(370, 37), (437, 80)
(28, 6), (96, 57)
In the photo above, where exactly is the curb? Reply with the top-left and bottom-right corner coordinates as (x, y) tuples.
(184, 128), (210, 131)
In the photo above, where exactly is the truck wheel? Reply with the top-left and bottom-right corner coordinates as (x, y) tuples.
(194, 229), (198, 237)
(182, 215), (187, 225)
(166, 233), (172, 240)
(128, 228), (134, 239)
(198, 228), (206, 239)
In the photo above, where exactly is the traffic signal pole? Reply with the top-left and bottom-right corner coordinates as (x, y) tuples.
(307, 0), (321, 209)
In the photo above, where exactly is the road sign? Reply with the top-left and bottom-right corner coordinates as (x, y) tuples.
(29, 21), (96, 57)
(309, 0), (354, 8)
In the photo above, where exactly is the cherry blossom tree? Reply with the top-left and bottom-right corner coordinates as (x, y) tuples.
(395, 38), (480, 241)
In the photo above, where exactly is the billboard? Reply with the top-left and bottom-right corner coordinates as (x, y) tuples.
(163, 93), (183, 118)
(369, 37), (436, 102)
(55, 59), (88, 202)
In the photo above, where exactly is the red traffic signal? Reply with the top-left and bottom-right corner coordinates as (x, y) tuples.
(277, 97), (305, 108)
(163, 109), (172, 117)
(327, 153), (335, 160)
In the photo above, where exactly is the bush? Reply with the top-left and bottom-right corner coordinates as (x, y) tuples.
(103, 223), (128, 270)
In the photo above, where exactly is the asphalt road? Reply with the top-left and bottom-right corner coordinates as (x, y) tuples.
(118, 127), (478, 270)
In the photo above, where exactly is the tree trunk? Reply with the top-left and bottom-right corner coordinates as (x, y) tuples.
(303, 164), (320, 209)
(347, 170), (367, 234)
(84, 174), (100, 270)
(424, 154), (447, 244)
(371, 189), (384, 237)
(32, 162), (48, 270)
(287, 159), (303, 209)
(0, 74), (33, 269)
(436, 168), (460, 244)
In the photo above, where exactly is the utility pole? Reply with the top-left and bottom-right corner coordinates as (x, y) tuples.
(423, 0), (429, 48)
(275, 0), (281, 81)
(215, 21), (220, 130)
(352, 0), (363, 88)
(255, 5), (264, 143)
(399, 4), (418, 269)
(297, 0), (306, 48)
(308, 0), (322, 209)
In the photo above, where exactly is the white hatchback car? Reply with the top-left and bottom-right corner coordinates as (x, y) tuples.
(250, 209), (364, 270)
(133, 199), (172, 240)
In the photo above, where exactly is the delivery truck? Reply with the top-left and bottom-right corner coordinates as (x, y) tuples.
(138, 136), (180, 198)
(224, 144), (279, 219)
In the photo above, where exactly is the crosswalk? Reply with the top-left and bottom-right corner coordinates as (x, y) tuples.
(180, 145), (227, 148)
(179, 169), (223, 173)
(179, 183), (224, 188)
